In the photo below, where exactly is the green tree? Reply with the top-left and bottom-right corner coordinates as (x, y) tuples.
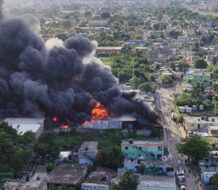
(192, 42), (200, 52)
(0, 122), (31, 180)
(129, 76), (140, 88)
(210, 173), (218, 189)
(97, 146), (123, 169)
(193, 58), (208, 69)
(34, 132), (61, 159)
(158, 74), (173, 84)
(138, 82), (155, 92)
(192, 82), (203, 98)
(176, 134), (210, 164)
(110, 170), (138, 190)
(176, 92), (193, 106)
(20, 131), (33, 144)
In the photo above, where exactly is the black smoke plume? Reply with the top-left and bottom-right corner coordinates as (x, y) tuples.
(0, 5), (158, 124)
(0, 0), (3, 20)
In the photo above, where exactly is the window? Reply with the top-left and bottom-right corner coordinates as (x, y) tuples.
(157, 154), (162, 159)
(166, 167), (174, 172)
(158, 146), (163, 151)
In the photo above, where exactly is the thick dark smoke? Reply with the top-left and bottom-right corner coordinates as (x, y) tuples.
(0, 5), (158, 124)
(0, 0), (3, 20)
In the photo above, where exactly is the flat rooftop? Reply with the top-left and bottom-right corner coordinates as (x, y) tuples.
(79, 141), (98, 153)
(110, 116), (136, 122)
(4, 172), (47, 190)
(83, 167), (117, 185)
(125, 159), (173, 166)
(3, 118), (44, 134)
(23, 173), (47, 189)
(48, 164), (88, 185)
(138, 175), (176, 188)
(184, 116), (218, 124)
(96, 47), (122, 50)
(122, 140), (165, 147)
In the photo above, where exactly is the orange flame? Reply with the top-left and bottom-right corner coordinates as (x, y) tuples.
(91, 101), (109, 121)
(52, 117), (58, 122)
(60, 124), (70, 129)
(81, 99), (109, 126)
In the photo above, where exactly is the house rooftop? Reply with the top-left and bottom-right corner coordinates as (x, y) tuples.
(23, 173), (47, 189)
(3, 181), (24, 190)
(184, 116), (218, 124)
(125, 158), (173, 166)
(4, 172), (47, 190)
(110, 116), (136, 122)
(83, 167), (117, 185)
(138, 175), (176, 188)
(79, 141), (98, 153)
(3, 118), (44, 134)
(48, 164), (88, 185)
(122, 140), (165, 147)
(96, 47), (122, 50)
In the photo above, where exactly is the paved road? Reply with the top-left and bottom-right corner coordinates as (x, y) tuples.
(156, 87), (203, 190)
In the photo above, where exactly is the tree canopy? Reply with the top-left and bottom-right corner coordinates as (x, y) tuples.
(193, 58), (208, 69)
(101, 12), (111, 19)
(158, 74), (174, 85)
(176, 134), (210, 164)
(110, 170), (138, 190)
(210, 173), (218, 189)
(0, 122), (32, 182)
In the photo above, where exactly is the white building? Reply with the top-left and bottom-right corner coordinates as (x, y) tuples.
(79, 141), (98, 165)
(3, 118), (44, 140)
(137, 175), (176, 190)
(96, 47), (122, 54)
(183, 116), (218, 136)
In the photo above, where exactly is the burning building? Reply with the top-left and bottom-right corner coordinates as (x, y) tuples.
(0, 1), (159, 127)
(80, 116), (136, 130)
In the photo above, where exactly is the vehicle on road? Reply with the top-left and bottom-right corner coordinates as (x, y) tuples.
(179, 185), (186, 190)
(176, 169), (186, 186)
(176, 169), (185, 177)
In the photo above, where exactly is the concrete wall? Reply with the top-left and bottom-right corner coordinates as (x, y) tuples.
(122, 145), (164, 160)
(81, 183), (109, 190)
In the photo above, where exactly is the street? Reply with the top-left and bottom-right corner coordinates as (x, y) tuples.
(156, 88), (203, 190)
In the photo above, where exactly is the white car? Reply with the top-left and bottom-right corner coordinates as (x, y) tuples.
(176, 169), (185, 177)
(176, 169), (185, 185)
(180, 185), (186, 190)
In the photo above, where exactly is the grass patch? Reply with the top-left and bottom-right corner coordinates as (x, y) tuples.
(99, 57), (114, 66)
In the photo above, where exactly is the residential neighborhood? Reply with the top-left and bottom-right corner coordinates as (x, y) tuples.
(1, 0), (218, 190)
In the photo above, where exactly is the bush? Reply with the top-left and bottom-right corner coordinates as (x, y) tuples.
(138, 82), (156, 92)
(194, 58), (208, 69)
(158, 74), (173, 84)
(175, 92), (193, 106)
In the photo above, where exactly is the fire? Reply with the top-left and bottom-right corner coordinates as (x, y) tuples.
(81, 99), (109, 126)
(52, 117), (58, 122)
(90, 100), (109, 122)
(91, 101), (109, 122)
(60, 124), (70, 129)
